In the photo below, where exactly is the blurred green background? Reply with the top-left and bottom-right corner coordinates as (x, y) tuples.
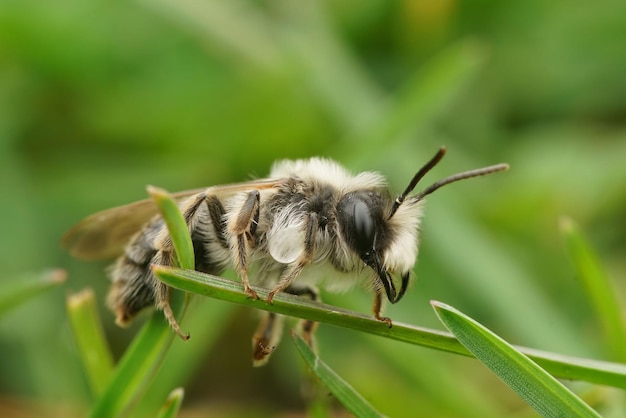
(1, 0), (625, 416)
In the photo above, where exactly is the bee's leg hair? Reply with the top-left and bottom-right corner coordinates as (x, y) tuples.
(229, 190), (261, 299)
(266, 213), (317, 304)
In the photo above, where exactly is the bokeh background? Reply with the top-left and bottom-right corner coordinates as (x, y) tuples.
(1, 0), (625, 416)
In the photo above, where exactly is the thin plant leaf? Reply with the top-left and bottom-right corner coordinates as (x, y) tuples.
(153, 266), (626, 389)
(147, 185), (195, 270)
(560, 216), (626, 362)
(90, 294), (187, 418)
(90, 187), (194, 418)
(0, 269), (66, 316)
(134, 301), (236, 418)
(291, 331), (384, 418)
(156, 388), (184, 418)
(432, 301), (600, 418)
(67, 288), (115, 397)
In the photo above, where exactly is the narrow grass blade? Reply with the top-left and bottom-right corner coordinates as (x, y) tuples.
(156, 388), (184, 418)
(90, 187), (194, 417)
(147, 185), (195, 270)
(0, 269), (66, 316)
(153, 266), (626, 389)
(90, 294), (187, 418)
(291, 331), (384, 418)
(432, 301), (600, 418)
(67, 288), (115, 397)
(134, 301), (236, 418)
(560, 216), (626, 362)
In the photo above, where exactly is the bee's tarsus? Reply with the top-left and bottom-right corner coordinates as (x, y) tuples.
(265, 292), (276, 304)
(245, 287), (260, 300)
(375, 314), (393, 328)
(161, 300), (190, 341)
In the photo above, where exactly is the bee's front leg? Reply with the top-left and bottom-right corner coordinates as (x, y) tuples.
(229, 190), (261, 300)
(373, 291), (393, 328)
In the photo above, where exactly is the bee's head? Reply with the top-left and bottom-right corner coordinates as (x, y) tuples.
(337, 147), (509, 304)
(336, 190), (418, 304)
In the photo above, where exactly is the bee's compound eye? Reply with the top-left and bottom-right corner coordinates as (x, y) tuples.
(337, 193), (378, 258)
(352, 200), (375, 254)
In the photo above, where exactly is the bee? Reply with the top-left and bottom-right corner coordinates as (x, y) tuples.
(63, 147), (508, 365)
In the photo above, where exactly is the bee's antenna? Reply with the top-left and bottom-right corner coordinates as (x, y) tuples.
(389, 146), (509, 218)
(389, 146), (447, 218)
(414, 163), (509, 202)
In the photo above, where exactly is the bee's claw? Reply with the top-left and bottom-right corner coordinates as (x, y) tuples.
(376, 315), (393, 328)
(265, 291), (276, 305)
(245, 286), (260, 300)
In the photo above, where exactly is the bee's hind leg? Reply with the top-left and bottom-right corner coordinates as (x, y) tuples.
(152, 192), (209, 340)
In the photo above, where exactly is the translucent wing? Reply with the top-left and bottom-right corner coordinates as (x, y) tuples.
(62, 179), (280, 260)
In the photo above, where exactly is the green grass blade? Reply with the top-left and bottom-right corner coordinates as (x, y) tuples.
(560, 216), (626, 362)
(90, 295), (187, 418)
(153, 266), (626, 389)
(291, 331), (384, 418)
(66, 288), (115, 397)
(133, 301), (236, 418)
(147, 185), (195, 270)
(156, 388), (184, 418)
(90, 187), (194, 417)
(432, 301), (600, 418)
(0, 269), (66, 316)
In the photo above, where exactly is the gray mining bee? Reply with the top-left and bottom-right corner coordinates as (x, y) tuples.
(63, 147), (508, 365)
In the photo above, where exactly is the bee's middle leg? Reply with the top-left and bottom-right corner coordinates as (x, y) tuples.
(285, 284), (320, 348)
(252, 284), (320, 366)
(251, 311), (284, 367)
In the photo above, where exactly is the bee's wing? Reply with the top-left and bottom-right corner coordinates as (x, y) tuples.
(62, 179), (280, 260)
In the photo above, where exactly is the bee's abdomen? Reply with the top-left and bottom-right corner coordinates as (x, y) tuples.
(107, 218), (164, 326)
(191, 198), (230, 275)
(107, 208), (230, 326)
